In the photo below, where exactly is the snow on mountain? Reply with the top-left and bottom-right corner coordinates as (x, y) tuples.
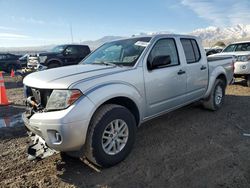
(2, 24), (250, 52)
(191, 24), (250, 42)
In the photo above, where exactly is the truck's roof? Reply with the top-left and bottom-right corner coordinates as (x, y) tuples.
(120, 34), (200, 41)
(58, 44), (89, 47)
(230, 41), (250, 45)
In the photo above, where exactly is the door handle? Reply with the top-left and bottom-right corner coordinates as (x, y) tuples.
(177, 70), (186, 75)
(200, 65), (207, 70)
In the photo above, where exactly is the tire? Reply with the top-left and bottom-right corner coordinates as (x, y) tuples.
(85, 104), (136, 168)
(203, 79), (226, 111)
(247, 75), (250, 87)
(48, 62), (60, 69)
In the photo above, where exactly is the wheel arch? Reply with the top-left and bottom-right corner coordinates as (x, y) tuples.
(82, 82), (144, 127)
(101, 96), (140, 126)
(46, 58), (63, 66)
(204, 67), (227, 98)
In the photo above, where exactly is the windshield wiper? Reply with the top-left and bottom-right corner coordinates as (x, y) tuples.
(92, 61), (123, 67)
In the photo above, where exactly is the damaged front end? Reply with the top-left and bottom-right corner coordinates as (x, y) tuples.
(27, 132), (59, 160)
(23, 86), (58, 160)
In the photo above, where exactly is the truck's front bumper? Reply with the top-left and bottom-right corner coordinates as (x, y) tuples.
(22, 97), (95, 152)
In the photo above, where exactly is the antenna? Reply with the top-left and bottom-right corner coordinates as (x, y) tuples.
(70, 23), (74, 43)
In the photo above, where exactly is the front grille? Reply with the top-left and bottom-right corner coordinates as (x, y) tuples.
(26, 86), (53, 108)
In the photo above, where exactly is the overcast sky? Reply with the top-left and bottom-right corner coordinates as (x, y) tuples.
(0, 0), (250, 47)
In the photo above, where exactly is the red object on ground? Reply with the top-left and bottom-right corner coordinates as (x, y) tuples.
(10, 69), (15, 77)
(0, 72), (10, 106)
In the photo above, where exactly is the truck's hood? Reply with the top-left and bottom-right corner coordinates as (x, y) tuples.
(219, 51), (250, 56)
(23, 64), (125, 89)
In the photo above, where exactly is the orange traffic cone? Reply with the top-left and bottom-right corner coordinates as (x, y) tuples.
(0, 72), (11, 106)
(10, 69), (15, 78)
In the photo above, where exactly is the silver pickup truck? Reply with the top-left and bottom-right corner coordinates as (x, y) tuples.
(22, 34), (234, 167)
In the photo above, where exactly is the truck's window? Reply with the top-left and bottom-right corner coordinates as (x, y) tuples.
(65, 46), (80, 55)
(223, 43), (250, 52)
(148, 38), (179, 68)
(223, 44), (236, 52)
(80, 46), (90, 55)
(181, 39), (201, 63)
(235, 43), (250, 51)
(82, 37), (151, 66)
(50, 45), (67, 53)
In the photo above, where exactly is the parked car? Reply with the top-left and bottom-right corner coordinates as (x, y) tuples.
(0, 53), (22, 73)
(27, 44), (91, 69)
(23, 34), (234, 167)
(220, 41), (250, 86)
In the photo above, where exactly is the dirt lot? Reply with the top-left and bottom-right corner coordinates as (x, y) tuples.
(0, 74), (250, 188)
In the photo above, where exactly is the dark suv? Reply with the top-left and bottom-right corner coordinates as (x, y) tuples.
(27, 44), (91, 69)
(0, 53), (22, 73)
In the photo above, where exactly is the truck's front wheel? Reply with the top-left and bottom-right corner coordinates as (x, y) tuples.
(203, 79), (226, 111)
(85, 104), (136, 167)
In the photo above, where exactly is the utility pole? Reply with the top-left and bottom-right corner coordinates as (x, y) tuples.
(70, 23), (74, 43)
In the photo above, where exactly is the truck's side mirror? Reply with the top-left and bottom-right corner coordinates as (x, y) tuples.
(148, 55), (171, 70)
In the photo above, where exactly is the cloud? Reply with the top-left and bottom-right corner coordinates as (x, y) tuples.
(0, 26), (18, 31)
(11, 16), (45, 25)
(181, 0), (250, 26)
(11, 16), (67, 27)
(0, 32), (29, 39)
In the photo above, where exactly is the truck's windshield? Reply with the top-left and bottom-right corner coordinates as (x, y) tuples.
(223, 42), (250, 52)
(50, 45), (67, 53)
(82, 37), (151, 66)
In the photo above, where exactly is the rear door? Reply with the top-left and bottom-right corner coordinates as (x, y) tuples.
(180, 38), (208, 100)
(143, 38), (187, 117)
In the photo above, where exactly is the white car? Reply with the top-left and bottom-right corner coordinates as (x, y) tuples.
(220, 41), (250, 87)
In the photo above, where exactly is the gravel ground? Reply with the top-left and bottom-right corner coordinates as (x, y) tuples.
(0, 75), (250, 188)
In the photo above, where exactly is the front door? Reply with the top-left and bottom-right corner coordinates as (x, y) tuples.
(143, 38), (187, 117)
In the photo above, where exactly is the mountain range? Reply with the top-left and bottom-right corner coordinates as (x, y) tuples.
(191, 24), (250, 46)
(2, 24), (250, 52)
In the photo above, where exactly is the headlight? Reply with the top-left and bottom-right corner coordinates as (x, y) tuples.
(39, 56), (47, 63)
(46, 90), (82, 111)
(236, 55), (250, 62)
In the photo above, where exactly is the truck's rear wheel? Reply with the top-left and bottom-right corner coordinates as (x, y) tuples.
(203, 79), (226, 111)
(85, 104), (136, 168)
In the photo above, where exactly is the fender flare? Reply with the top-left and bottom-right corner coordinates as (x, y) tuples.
(83, 81), (145, 123)
(204, 66), (227, 98)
